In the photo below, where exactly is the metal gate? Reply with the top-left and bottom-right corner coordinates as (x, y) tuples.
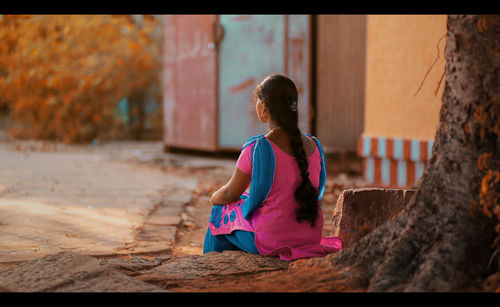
(163, 15), (219, 151)
(163, 15), (312, 152)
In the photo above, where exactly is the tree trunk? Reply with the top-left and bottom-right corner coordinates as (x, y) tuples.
(316, 15), (500, 291)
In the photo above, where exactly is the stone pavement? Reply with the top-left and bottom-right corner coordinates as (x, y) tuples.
(0, 140), (235, 263)
(0, 250), (290, 292)
(0, 251), (167, 292)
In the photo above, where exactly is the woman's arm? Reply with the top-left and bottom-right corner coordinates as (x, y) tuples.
(209, 167), (251, 205)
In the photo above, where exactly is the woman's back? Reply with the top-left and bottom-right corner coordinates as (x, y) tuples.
(236, 132), (327, 259)
(264, 129), (317, 157)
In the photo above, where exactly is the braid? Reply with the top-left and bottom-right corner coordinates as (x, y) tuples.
(284, 124), (319, 228)
(255, 74), (319, 228)
(289, 127), (309, 179)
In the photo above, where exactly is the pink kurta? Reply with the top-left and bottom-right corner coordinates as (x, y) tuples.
(235, 136), (341, 261)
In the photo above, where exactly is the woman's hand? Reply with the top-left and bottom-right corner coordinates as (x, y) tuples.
(207, 191), (216, 206)
(208, 167), (251, 206)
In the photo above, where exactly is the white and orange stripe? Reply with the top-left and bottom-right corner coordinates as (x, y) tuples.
(358, 135), (434, 188)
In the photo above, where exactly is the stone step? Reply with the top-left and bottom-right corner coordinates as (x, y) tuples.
(331, 187), (417, 248)
(0, 252), (165, 292)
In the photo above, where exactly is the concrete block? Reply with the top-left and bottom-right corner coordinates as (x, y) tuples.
(331, 188), (417, 248)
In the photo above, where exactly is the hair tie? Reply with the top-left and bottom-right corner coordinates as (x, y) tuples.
(290, 101), (297, 112)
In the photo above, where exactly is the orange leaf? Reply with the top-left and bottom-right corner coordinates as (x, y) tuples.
(477, 17), (488, 33)
(128, 41), (140, 53)
(494, 171), (500, 184)
(478, 153), (492, 171)
(92, 113), (101, 123)
(481, 172), (492, 194)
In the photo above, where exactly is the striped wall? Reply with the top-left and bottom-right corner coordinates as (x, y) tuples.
(357, 135), (434, 188)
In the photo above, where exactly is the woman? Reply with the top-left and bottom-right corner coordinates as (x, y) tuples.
(203, 74), (342, 261)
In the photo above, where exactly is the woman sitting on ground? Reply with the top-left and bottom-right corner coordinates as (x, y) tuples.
(203, 73), (341, 261)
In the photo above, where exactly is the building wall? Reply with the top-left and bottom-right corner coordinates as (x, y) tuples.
(359, 15), (447, 188)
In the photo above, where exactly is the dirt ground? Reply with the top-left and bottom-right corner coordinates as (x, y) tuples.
(120, 151), (367, 292)
(0, 136), (367, 291)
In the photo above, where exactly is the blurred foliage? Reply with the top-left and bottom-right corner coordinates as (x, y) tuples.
(0, 15), (163, 143)
(467, 15), (500, 274)
(471, 99), (500, 270)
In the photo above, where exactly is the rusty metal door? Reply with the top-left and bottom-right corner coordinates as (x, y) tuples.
(315, 15), (366, 153)
(163, 15), (219, 151)
(218, 15), (312, 149)
(218, 15), (284, 149)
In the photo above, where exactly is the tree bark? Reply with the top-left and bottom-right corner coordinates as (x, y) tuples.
(315, 15), (500, 291)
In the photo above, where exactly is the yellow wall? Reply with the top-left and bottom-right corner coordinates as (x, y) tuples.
(364, 15), (447, 141)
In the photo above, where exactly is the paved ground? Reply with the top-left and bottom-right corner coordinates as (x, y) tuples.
(0, 139), (235, 263)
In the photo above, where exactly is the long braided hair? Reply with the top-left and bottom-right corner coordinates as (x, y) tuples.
(254, 74), (319, 227)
